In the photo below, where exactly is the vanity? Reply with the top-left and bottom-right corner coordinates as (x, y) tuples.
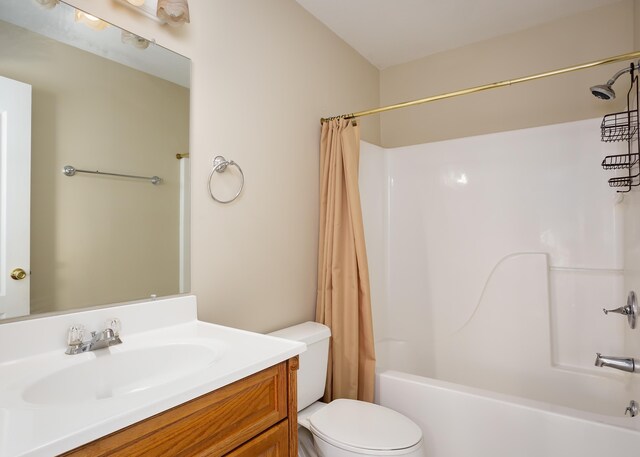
(62, 359), (298, 456)
(0, 296), (305, 456)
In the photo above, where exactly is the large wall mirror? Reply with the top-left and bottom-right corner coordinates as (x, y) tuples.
(0, 0), (190, 321)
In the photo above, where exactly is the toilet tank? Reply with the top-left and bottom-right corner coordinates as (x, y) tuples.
(269, 321), (331, 411)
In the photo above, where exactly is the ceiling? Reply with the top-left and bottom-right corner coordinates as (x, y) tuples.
(296, 0), (624, 69)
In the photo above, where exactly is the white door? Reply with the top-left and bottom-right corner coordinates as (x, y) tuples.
(0, 76), (31, 319)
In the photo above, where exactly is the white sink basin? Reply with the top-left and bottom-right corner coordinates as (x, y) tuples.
(22, 341), (227, 405)
(0, 295), (305, 457)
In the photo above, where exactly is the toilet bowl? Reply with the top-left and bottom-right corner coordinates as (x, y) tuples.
(270, 322), (426, 457)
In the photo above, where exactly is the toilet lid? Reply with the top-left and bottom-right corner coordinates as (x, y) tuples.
(308, 399), (423, 452)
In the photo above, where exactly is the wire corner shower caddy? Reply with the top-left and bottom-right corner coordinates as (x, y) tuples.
(601, 64), (640, 192)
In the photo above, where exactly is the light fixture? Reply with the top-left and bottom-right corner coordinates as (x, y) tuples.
(157, 0), (190, 27)
(74, 10), (110, 31)
(33, 0), (59, 9)
(113, 0), (191, 27)
(121, 31), (150, 49)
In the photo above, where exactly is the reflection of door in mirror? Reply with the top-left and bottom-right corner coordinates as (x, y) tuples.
(0, 76), (31, 319)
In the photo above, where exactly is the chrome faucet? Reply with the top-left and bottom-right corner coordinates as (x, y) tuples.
(66, 318), (122, 355)
(594, 353), (636, 373)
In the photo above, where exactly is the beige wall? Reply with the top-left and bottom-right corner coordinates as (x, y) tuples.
(49, 0), (629, 333)
(636, 0), (640, 49)
(0, 20), (188, 314)
(64, 0), (381, 332)
(380, 0), (635, 147)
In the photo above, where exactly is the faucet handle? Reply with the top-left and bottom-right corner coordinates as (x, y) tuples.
(67, 325), (85, 346)
(106, 318), (121, 336)
(603, 291), (638, 329)
(603, 306), (631, 315)
(625, 400), (638, 417)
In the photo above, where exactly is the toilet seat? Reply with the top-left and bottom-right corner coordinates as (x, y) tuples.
(308, 399), (423, 454)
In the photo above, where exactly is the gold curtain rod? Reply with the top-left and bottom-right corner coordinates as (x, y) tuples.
(320, 50), (640, 124)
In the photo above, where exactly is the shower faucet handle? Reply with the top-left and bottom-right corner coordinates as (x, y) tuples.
(603, 306), (633, 315)
(603, 291), (638, 329)
(625, 400), (638, 418)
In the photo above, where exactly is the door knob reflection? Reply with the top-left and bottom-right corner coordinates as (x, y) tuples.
(10, 268), (27, 280)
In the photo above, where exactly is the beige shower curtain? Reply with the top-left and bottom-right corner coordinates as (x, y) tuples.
(316, 118), (376, 403)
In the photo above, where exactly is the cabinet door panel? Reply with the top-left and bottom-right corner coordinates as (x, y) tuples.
(226, 420), (289, 457)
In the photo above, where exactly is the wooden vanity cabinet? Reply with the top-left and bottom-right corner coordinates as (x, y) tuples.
(61, 357), (299, 457)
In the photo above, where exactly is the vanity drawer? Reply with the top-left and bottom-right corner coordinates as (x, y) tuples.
(62, 361), (288, 457)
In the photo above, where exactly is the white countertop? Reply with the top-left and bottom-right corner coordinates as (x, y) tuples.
(0, 295), (305, 457)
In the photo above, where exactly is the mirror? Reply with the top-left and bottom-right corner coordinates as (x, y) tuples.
(0, 0), (190, 320)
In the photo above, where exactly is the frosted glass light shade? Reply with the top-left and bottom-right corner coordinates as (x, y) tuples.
(74, 10), (109, 31)
(121, 31), (150, 49)
(34, 0), (59, 9)
(157, 0), (190, 27)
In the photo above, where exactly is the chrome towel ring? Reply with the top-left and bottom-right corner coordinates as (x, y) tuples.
(208, 155), (244, 204)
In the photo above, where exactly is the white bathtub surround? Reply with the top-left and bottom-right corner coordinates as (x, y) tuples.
(360, 118), (640, 416)
(376, 370), (640, 457)
(622, 162), (640, 358)
(0, 295), (305, 457)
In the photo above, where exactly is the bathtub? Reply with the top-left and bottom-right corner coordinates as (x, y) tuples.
(375, 370), (640, 457)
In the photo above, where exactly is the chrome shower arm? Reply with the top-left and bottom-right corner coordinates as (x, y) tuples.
(607, 66), (635, 85)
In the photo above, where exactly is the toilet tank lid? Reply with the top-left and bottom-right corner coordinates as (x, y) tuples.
(269, 321), (331, 345)
(309, 399), (423, 452)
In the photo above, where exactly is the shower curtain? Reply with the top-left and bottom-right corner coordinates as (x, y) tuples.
(316, 118), (376, 403)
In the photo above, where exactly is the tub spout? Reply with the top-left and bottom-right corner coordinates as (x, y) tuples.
(595, 353), (636, 373)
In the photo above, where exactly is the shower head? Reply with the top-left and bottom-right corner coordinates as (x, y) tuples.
(590, 63), (638, 100)
(590, 84), (616, 100)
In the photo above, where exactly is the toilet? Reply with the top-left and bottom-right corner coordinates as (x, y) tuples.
(270, 322), (426, 457)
